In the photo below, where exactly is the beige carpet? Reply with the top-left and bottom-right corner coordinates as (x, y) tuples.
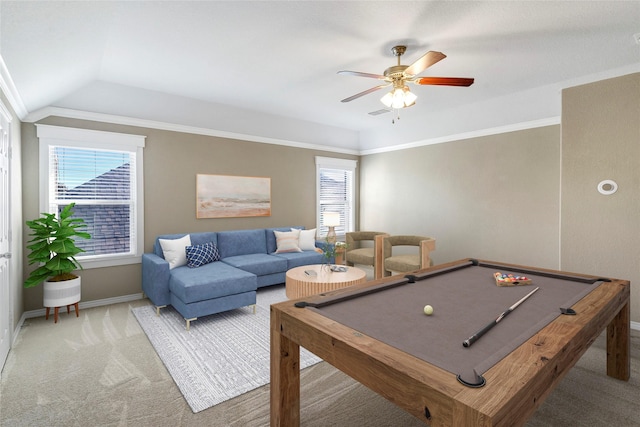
(1, 290), (639, 426)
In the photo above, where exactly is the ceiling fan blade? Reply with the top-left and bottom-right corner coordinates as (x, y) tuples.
(338, 70), (388, 80)
(341, 84), (390, 103)
(415, 77), (475, 87)
(404, 51), (446, 76)
(368, 108), (391, 116)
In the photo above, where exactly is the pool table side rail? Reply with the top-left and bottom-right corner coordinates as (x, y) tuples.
(271, 298), (466, 425)
(456, 275), (630, 426)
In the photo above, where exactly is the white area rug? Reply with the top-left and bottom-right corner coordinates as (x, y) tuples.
(132, 285), (321, 413)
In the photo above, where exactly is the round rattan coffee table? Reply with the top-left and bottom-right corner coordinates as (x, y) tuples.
(285, 264), (367, 299)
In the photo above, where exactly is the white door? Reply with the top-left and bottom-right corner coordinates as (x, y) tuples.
(0, 102), (12, 372)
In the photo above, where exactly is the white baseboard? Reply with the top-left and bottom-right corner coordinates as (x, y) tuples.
(13, 293), (145, 343)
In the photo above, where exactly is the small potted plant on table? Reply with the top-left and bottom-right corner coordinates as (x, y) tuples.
(320, 239), (348, 271)
(24, 203), (91, 323)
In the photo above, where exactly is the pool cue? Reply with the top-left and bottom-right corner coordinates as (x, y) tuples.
(463, 287), (540, 348)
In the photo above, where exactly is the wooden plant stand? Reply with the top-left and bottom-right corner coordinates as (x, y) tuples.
(45, 303), (80, 323)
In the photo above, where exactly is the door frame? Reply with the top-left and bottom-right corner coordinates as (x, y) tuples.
(0, 98), (13, 373)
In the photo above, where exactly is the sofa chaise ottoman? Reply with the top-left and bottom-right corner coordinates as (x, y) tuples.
(142, 226), (326, 329)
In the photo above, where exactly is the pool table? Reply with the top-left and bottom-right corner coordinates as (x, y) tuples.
(270, 258), (630, 426)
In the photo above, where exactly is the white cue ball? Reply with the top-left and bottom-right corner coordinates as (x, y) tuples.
(423, 305), (434, 316)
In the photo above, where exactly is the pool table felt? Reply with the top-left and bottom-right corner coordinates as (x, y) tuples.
(306, 262), (601, 385)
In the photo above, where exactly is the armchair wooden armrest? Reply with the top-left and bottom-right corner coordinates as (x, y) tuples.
(376, 235), (436, 277)
(420, 238), (436, 270)
(374, 234), (386, 279)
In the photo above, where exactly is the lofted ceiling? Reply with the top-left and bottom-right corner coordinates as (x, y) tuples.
(1, 1), (639, 153)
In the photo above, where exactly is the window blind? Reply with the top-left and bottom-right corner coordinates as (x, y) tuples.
(318, 167), (353, 237)
(49, 146), (135, 257)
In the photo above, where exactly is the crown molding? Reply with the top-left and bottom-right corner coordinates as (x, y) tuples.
(27, 106), (564, 157)
(359, 117), (561, 155)
(0, 55), (28, 119)
(24, 106), (361, 156)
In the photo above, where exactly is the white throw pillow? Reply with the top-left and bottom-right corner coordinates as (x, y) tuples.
(293, 228), (317, 251)
(159, 235), (192, 269)
(274, 229), (302, 253)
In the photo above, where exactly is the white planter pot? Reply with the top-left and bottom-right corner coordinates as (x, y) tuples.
(43, 276), (81, 308)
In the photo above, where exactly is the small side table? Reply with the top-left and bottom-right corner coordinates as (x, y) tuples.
(285, 264), (366, 299)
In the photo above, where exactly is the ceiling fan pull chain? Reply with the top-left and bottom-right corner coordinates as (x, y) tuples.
(392, 109), (401, 124)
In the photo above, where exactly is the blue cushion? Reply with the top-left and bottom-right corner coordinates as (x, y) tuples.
(274, 250), (325, 269)
(189, 232), (218, 246)
(169, 261), (257, 304)
(217, 229), (267, 258)
(222, 253), (287, 276)
(170, 291), (256, 320)
(185, 242), (220, 268)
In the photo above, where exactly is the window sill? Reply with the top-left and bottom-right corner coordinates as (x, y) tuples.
(77, 255), (141, 270)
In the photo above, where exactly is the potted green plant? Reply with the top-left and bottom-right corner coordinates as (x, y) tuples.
(320, 239), (348, 270)
(24, 203), (91, 316)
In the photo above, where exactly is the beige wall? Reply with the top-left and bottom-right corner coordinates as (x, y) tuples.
(359, 73), (639, 324)
(21, 117), (358, 311)
(360, 125), (561, 269)
(561, 73), (640, 323)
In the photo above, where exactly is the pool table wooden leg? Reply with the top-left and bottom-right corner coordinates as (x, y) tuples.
(606, 299), (630, 381)
(270, 309), (300, 427)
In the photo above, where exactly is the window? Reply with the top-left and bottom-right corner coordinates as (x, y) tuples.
(37, 125), (145, 268)
(315, 156), (357, 239)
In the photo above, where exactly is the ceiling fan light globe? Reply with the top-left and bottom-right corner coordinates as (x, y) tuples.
(380, 92), (394, 108)
(403, 89), (417, 106)
(380, 86), (417, 109)
(391, 89), (405, 109)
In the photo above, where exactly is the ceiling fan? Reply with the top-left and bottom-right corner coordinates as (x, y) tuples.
(338, 45), (474, 113)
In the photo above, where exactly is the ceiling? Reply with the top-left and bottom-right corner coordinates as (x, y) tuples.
(1, 1), (639, 153)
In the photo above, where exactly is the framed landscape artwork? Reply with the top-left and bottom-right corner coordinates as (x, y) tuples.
(196, 174), (271, 218)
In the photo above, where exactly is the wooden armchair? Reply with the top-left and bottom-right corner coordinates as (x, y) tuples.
(345, 231), (388, 279)
(377, 235), (436, 277)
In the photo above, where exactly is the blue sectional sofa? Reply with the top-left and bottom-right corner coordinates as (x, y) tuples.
(141, 227), (326, 329)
